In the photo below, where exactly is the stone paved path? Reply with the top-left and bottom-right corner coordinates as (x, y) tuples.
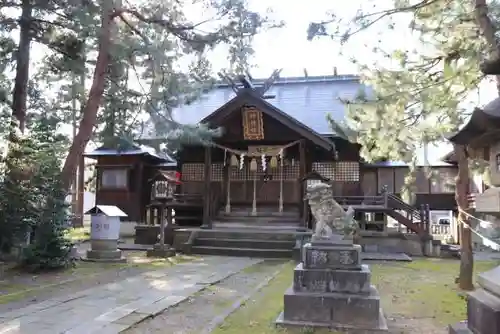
(125, 259), (286, 334)
(0, 256), (261, 334)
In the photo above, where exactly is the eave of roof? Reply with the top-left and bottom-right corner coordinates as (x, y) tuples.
(363, 161), (454, 168)
(448, 99), (500, 146)
(85, 145), (174, 163)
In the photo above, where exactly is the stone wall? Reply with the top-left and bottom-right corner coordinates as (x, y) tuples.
(120, 221), (138, 238)
(358, 231), (424, 256)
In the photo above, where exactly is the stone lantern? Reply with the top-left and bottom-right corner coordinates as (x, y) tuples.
(146, 171), (179, 258)
(448, 98), (500, 334)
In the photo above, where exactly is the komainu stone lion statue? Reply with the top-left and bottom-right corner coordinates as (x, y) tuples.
(305, 182), (358, 240)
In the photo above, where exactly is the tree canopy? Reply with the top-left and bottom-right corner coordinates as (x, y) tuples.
(0, 0), (279, 268)
(308, 0), (500, 291)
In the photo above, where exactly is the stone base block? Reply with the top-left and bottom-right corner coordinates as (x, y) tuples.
(83, 249), (126, 263)
(448, 322), (472, 334)
(302, 242), (362, 270)
(276, 309), (388, 333)
(467, 288), (500, 334)
(293, 263), (371, 294)
(282, 286), (382, 326)
(90, 239), (118, 251)
(477, 266), (500, 298)
(147, 244), (176, 258)
(81, 256), (127, 263)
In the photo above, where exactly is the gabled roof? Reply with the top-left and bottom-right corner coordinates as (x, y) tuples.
(202, 88), (334, 150)
(140, 75), (371, 139)
(85, 205), (128, 217)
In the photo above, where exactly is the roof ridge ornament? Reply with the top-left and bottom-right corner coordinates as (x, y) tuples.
(217, 69), (282, 99)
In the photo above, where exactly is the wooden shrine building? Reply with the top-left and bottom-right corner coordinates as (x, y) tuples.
(86, 74), (470, 257)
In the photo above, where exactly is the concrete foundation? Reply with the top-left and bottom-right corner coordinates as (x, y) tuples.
(83, 239), (126, 263)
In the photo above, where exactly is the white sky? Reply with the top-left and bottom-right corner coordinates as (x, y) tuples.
(208, 0), (418, 77)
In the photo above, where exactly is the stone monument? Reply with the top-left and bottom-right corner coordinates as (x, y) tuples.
(276, 182), (388, 332)
(83, 205), (127, 263)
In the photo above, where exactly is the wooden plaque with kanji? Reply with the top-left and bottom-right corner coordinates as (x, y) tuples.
(242, 106), (264, 140)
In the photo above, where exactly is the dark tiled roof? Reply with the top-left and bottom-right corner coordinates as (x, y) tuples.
(167, 75), (371, 136)
(86, 137), (174, 163)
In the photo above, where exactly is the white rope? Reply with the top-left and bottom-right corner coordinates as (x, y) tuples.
(458, 207), (494, 228)
(211, 139), (302, 156)
(458, 218), (500, 251)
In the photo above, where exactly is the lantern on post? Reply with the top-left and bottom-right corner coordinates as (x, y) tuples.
(146, 171), (181, 258)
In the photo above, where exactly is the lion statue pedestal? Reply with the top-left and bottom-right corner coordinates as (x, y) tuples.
(276, 182), (388, 332)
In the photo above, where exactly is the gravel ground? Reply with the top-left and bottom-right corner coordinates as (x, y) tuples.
(124, 259), (286, 334)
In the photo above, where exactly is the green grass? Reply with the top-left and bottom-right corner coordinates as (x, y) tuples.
(65, 226), (90, 242)
(212, 259), (500, 334)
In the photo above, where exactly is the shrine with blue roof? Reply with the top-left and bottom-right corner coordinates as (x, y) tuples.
(85, 73), (468, 258)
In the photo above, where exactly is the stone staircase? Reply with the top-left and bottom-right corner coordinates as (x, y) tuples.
(187, 206), (310, 258)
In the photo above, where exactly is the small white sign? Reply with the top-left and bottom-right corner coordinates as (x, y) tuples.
(90, 214), (120, 240)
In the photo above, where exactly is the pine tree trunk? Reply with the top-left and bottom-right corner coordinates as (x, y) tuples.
(12, 0), (32, 133)
(61, 2), (115, 191)
(76, 56), (87, 227)
(454, 144), (474, 291)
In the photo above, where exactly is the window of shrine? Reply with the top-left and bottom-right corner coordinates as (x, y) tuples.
(100, 169), (128, 189)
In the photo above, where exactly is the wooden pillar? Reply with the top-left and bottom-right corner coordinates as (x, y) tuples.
(136, 162), (144, 223)
(95, 164), (101, 205)
(223, 153), (231, 213)
(304, 154), (313, 229)
(202, 146), (212, 228)
(299, 140), (307, 229)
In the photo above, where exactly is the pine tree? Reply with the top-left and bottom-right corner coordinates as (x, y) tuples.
(21, 119), (74, 271)
(308, 0), (500, 290)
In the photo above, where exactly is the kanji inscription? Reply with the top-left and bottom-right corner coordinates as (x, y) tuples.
(242, 107), (264, 140)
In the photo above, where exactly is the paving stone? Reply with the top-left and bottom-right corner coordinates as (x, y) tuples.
(113, 312), (150, 326)
(1, 256), (261, 334)
(64, 322), (108, 334)
(135, 295), (187, 316)
(98, 323), (131, 334)
(94, 295), (165, 323)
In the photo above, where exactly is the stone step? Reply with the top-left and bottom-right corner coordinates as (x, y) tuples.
(195, 230), (301, 241)
(219, 207), (299, 217)
(212, 222), (302, 230)
(195, 237), (295, 250)
(190, 246), (293, 258)
(215, 215), (301, 223)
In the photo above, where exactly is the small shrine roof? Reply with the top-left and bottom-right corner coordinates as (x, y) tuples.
(448, 98), (500, 147)
(85, 137), (175, 163)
